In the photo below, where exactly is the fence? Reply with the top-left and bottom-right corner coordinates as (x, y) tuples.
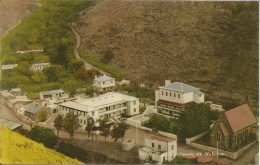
(189, 141), (257, 159)
(186, 131), (208, 144)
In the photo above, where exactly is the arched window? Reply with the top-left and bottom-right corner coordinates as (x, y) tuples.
(215, 131), (221, 142)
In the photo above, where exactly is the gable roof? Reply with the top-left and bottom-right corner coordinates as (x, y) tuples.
(95, 75), (114, 82)
(25, 103), (43, 114)
(149, 135), (174, 142)
(224, 104), (257, 133)
(160, 82), (203, 95)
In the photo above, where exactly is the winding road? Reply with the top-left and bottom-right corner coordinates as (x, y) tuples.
(69, 23), (109, 75)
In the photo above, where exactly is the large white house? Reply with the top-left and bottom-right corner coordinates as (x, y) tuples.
(92, 74), (116, 94)
(155, 80), (204, 118)
(58, 92), (139, 127)
(139, 135), (177, 164)
(30, 62), (50, 72)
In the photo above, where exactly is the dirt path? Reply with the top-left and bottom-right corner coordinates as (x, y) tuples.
(69, 23), (109, 75)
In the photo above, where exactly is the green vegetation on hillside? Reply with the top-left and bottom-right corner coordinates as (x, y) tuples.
(80, 53), (124, 81)
(1, 0), (97, 98)
(1, 126), (82, 164)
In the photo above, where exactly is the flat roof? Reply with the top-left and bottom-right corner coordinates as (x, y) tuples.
(60, 92), (138, 112)
(39, 89), (64, 96)
(32, 62), (50, 67)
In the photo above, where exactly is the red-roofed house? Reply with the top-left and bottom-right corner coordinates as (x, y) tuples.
(210, 104), (257, 150)
(138, 135), (177, 163)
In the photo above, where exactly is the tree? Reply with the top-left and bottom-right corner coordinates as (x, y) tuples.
(54, 115), (63, 137)
(63, 112), (79, 138)
(31, 72), (48, 84)
(111, 122), (129, 142)
(38, 111), (47, 122)
(68, 59), (84, 74)
(85, 117), (94, 141)
(42, 65), (64, 82)
(168, 156), (192, 164)
(98, 117), (111, 142)
(28, 126), (58, 148)
(177, 103), (211, 143)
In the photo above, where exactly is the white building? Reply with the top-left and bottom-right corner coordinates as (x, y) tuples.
(139, 135), (177, 164)
(155, 80), (204, 118)
(39, 89), (68, 101)
(58, 92), (139, 127)
(30, 62), (50, 72)
(92, 74), (116, 94)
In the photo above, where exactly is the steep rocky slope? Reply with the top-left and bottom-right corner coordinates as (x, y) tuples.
(72, 1), (258, 110)
(0, 0), (38, 37)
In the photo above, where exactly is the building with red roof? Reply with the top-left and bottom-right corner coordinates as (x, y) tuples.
(138, 135), (177, 163)
(210, 104), (257, 150)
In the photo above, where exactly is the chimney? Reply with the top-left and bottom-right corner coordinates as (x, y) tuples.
(165, 80), (171, 86)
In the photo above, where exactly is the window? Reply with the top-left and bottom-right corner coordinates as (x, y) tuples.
(134, 108), (136, 112)
(166, 92), (168, 96)
(92, 112), (94, 116)
(84, 120), (86, 124)
(170, 93), (172, 97)
(103, 82), (105, 84)
(174, 93), (176, 97)
(172, 145), (174, 150)
(158, 145), (161, 150)
(133, 101), (136, 105)
(152, 143), (154, 148)
(178, 94), (180, 98)
(215, 131), (221, 142)
(162, 91), (164, 95)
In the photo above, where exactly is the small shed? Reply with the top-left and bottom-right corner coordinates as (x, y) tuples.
(122, 139), (135, 151)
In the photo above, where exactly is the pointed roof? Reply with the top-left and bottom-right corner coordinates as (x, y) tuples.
(224, 104), (257, 133)
(25, 103), (43, 114)
(95, 75), (114, 82)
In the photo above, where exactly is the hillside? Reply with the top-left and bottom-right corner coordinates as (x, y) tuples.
(0, 0), (38, 37)
(72, 1), (258, 111)
(0, 126), (82, 164)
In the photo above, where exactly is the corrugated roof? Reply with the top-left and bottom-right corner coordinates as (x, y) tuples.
(160, 82), (203, 95)
(39, 89), (64, 96)
(0, 118), (22, 130)
(149, 135), (174, 142)
(25, 103), (43, 114)
(224, 104), (257, 133)
(219, 122), (229, 136)
(95, 75), (114, 82)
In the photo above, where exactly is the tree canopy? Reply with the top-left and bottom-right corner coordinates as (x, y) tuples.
(63, 112), (79, 138)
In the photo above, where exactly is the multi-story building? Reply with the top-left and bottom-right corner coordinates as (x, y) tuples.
(58, 92), (139, 127)
(139, 135), (177, 163)
(30, 62), (50, 72)
(92, 74), (116, 94)
(155, 80), (204, 118)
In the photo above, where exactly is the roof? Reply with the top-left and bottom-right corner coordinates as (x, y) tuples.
(8, 98), (31, 104)
(11, 88), (21, 92)
(149, 135), (174, 142)
(0, 118), (22, 130)
(39, 89), (64, 96)
(60, 92), (138, 112)
(60, 101), (90, 112)
(224, 104), (257, 133)
(95, 75), (114, 82)
(160, 82), (203, 95)
(219, 122), (229, 136)
(33, 62), (50, 67)
(1, 92), (14, 98)
(25, 103), (43, 114)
